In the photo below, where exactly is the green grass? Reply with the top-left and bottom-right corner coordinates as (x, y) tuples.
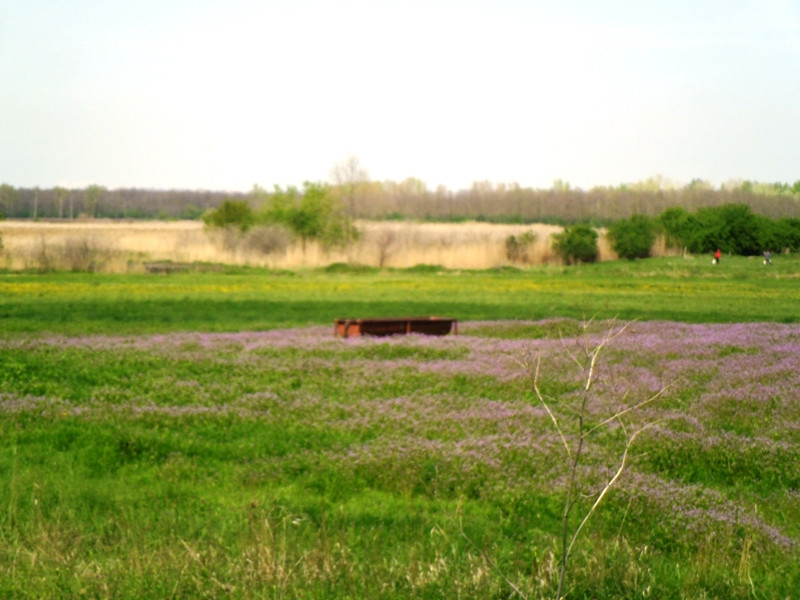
(1, 255), (798, 336)
(1, 257), (799, 598)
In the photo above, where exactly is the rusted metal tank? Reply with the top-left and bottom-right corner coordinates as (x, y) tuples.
(334, 317), (458, 338)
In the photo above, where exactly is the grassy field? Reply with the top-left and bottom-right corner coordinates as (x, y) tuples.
(1, 255), (798, 336)
(1, 257), (799, 598)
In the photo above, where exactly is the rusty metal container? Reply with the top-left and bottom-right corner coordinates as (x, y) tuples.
(334, 317), (458, 338)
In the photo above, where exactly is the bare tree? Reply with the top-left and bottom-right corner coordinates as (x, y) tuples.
(84, 185), (106, 218)
(54, 187), (69, 219)
(528, 319), (667, 599)
(330, 155), (369, 217)
(457, 319), (668, 600)
(374, 229), (398, 267)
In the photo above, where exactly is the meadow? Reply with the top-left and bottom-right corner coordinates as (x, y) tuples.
(1, 257), (799, 598)
(1, 252), (799, 336)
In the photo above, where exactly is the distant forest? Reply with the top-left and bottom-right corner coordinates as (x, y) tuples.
(2, 178), (800, 224)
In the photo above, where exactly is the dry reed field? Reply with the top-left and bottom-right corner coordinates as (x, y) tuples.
(0, 220), (620, 272)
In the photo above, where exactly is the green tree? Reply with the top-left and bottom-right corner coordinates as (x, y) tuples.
(181, 204), (205, 220)
(552, 224), (598, 265)
(607, 214), (655, 259)
(261, 182), (357, 253)
(758, 217), (800, 253)
(691, 204), (761, 255)
(203, 199), (255, 231)
(657, 206), (699, 252)
(286, 183), (329, 251)
(0, 183), (18, 218)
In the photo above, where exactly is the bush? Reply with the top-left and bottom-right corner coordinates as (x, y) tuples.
(552, 224), (598, 265)
(607, 215), (655, 259)
(658, 204), (800, 256)
(203, 200), (254, 232)
(242, 225), (292, 255)
(689, 204), (761, 255)
(758, 217), (800, 253)
(657, 207), (698, 252)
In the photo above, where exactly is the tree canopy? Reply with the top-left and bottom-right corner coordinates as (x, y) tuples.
(608, 214), (656, 259)
(552, 224), (598, 265)
(203, 182), (358, 252)
(260, 182), (358, 251)
(202, 200), (255, 231)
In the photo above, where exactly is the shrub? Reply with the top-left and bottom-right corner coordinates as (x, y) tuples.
(758, 217), (800, 253)
(657, 207), (698, 252)
(552, 224), (598, 265)
(203, 200), (254, 232)
(658, 204), (800, 256)
(607, 215), (655, 259)
(242, 225), (292, 255)
(689, 204), (761, 255)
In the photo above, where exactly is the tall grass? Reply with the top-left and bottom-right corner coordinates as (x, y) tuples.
(1, 220), (601, 272)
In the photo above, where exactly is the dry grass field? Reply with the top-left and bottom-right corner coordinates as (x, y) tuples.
(0, 220), (623, 272)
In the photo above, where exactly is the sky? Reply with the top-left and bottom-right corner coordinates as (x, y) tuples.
(2, 0), (799, 192)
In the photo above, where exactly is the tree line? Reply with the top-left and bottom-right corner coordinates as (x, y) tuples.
(0, 184), (238, 220)
(2, 177), (800, 224)
(552, 203), (800, 265)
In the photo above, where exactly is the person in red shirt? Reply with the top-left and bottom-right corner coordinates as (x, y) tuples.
(714, 248), (721, 264)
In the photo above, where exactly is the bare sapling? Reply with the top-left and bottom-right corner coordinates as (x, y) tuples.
(526, 318), (668, 599)
(454, 319), (667, 599)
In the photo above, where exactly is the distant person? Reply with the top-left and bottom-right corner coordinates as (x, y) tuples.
(714, 248), (721, 264)
(764, 250), (772, 265)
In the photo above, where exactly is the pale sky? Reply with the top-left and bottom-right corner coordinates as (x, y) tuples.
(2, 0), (799, 192)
